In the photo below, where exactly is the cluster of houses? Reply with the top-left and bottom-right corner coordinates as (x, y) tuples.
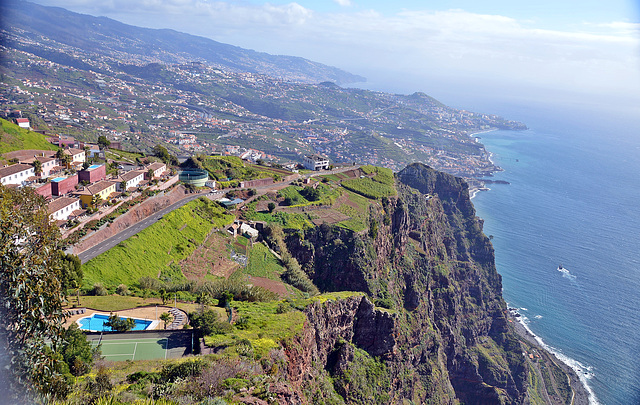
(0, 147), (167, 226)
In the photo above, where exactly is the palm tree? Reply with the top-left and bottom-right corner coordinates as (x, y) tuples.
(159, 312), (172, 330)
(33, 160), (42, 176)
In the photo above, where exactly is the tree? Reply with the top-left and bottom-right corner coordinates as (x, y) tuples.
(0, 185), (67, 400)
(159, 312), (173, 330)
(153, 144), (177, 165)
(267, 202), (276, 213)
(300, 186), (321, 201)
(33, 159), (42, 176)
(103, 314), (135, 332)
(58, 252), (82, 291)
(91, 194), (103, 208)
(60, 325), (97, 377)
(82, 161), (90, 170)
(56, 150), (72, 168)
(97, 135), (110, 149)
(147, 168), (155, 180)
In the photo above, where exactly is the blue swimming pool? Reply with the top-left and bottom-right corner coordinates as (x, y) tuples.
(87, 164), (101, 170)
(77, 313), (153, 332)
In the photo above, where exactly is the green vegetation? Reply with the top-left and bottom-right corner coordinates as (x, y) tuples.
(83, 198), (234, 287)
(0, 118), (58, 154)
(332, 345), (391, 404)
(104, 313), (136, 332)
(243, 242), (285, 280)
(335, 189), (373, 232)
(183, 154), (283, 182)
(203, 300), (306, 359)
(341, 166), (396, 199)
(244, 205), (314, 229)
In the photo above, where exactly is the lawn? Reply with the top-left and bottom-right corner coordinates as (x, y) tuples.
(82, 198), (234, 288)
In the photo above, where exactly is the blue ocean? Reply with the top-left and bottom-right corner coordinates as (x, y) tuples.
(468, 101), (640, 405)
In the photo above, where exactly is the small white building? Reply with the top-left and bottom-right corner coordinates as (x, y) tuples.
(240, 223), (259, 239)
(303, 154), (329, 171)
(145, 162), (167, 179)
(116, 170), (145, 191)
(15, 118), (30, 129)
(205, 179), (217, 189)
(0, 164), (36, 186)
(47, 197), (81, 222)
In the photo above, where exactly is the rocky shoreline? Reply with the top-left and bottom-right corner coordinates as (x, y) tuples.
(508, 312), (591, 404)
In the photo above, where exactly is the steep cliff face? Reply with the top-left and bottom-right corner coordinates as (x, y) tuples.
(284, 163), (526, 404)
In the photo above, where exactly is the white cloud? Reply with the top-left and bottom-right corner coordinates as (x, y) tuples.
(29, 1), (640, 100)
(333, 0), (352, 6)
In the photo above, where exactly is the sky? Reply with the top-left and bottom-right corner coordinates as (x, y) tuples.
(30, 0), (640, 111)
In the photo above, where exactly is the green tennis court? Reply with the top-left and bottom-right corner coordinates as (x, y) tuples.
(91, 337), (169, 361)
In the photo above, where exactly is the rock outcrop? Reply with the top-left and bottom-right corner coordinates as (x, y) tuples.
(281, 163), (527, 404)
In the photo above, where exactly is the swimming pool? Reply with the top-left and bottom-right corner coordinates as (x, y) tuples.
(77, 313), (154, 332)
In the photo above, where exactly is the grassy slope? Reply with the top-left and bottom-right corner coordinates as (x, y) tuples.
(82, 198), (234, 287)
(0, 118), (58, 154)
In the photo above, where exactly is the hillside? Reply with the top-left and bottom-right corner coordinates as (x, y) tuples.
(68, 164), (581, 404)
(0, 0), (364, 86)
(0, 118), (57, 154)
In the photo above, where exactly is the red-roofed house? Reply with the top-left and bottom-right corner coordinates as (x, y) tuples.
(15, 118), (30, 129)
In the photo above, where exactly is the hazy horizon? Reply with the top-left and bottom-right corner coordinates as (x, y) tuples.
(24, 0), (640, 114)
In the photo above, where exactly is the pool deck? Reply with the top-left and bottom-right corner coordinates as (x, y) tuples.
(64, 305), (187, 331)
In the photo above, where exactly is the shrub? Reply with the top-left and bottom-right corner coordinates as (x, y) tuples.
(280, 256), (318, 295)
(126, 370), (162, 384)
(160, 359), (206, 382)
(93, 283), (108, 296)
(115, 284), (130, 296)
(190, 310), (233, 336)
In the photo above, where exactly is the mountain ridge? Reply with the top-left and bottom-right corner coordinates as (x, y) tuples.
(0, 0), (365, 85)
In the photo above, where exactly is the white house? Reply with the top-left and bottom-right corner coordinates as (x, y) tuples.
(303, 154), (329, 171)
(15, 118), (30, 129)
(0, 164), (36, 186)
(47, 197), (81, 222)
(145, 162), (167, 179)
(20, 156), (57, 177)
(116, 170), (145, 191)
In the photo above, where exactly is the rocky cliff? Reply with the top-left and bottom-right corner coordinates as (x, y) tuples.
(281, 163), (527, 404)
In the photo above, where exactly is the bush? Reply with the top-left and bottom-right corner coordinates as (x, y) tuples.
(104, 314), (136, 332)
(160, 359), (206, 382)
(280, 255), (318, 295)
(190, 310), (233, 336)
(93, 283), (108, 296)
(126, 370), (162, 384)
(116, 284), (130, 296)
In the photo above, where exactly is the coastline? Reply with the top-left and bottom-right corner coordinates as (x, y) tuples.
(508, 310), (594, 405)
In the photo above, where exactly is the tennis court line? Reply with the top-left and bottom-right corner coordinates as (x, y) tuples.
(132, 342), (138, 360)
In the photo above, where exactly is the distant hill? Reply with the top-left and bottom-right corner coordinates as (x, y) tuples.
(0, 118), (57, 155)
(0, 0), (365, 85)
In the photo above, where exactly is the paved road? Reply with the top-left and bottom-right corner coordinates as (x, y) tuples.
(77, 165), (360, 264)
